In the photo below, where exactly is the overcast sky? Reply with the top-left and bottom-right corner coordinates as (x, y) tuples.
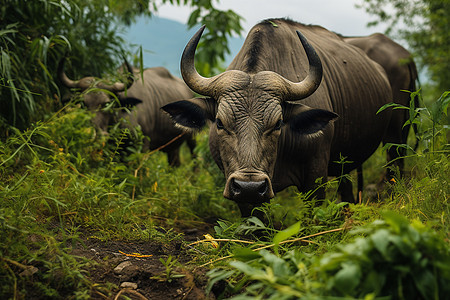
(155, 0), (389, 37)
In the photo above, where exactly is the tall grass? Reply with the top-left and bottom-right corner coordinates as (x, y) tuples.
(0, 0), (130, 131)
(0, 97), (232, 297)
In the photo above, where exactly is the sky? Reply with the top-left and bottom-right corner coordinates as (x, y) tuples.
(154, 0), (389, 37)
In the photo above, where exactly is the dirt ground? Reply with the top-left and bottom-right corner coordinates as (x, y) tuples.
(71, 225), (219, 300)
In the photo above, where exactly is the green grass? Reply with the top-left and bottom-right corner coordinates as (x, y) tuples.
(0, 91), (448, 299)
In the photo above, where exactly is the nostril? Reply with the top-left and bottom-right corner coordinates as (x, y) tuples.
(231, 178), (242, 196)
(258, 180), (268, 196)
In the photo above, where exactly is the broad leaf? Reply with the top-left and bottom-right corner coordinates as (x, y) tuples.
(273, 221), (301, 256)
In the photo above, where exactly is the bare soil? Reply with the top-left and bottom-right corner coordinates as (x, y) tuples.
(71, 225), (218, 300)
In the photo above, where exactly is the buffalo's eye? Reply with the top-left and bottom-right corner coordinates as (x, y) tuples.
(216, 118), (224, 130)
(274, 119), (283, 130)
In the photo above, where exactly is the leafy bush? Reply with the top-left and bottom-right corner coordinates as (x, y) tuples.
(0, 103), (235, 228)
(318, 212), (449, 299)
(208, 212), (450, 299)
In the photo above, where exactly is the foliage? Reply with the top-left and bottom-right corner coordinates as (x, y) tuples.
(0, 0), (243, 131)
(151, 255), (186, 282)
(318, 212), (449, 299)
(0, 211), (93, 299)
(0, 103), (234, 298)
(374, 89), (449, 234)
(0, 102), (234, 226)
(0, 0), (126, 130)
(377, 89), (449, 154)
(181, 0), (243, 75)
(357, 0), (450, 93)
(208, 213), (450, 300)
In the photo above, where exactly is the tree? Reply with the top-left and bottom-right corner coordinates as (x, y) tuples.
(110, 0), (244, 74)
(357, 0), (450, 94)
(0, 0), (243, 131)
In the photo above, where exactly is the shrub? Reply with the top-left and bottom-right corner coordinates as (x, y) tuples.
(208, 213), (450, 299)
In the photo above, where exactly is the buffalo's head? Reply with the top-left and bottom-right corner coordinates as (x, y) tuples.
(163, 26), (337, 212)
(58, 57), (141, 133)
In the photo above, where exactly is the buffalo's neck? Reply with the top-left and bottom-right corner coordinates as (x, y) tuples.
(272, 124), (333, 195)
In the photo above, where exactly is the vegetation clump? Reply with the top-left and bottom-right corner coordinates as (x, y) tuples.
(207, 212), (450, 300)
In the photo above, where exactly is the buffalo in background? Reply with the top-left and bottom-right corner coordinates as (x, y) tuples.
(164, 18), (396, 215)
(343, 33), (419, 182)
(58, 58), (195, 166)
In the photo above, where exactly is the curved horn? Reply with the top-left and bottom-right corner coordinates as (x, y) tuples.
(180, 25), (216, 96)
(283, 30), (323, 101)
(123, 57), (134, 89)
(97, 57), (135, 92)
(57, 56), (80, 88)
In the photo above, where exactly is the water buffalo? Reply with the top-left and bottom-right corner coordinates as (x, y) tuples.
(163, 18), (393, 214)
(58, 58), (195, 166)
(343, 33), (419, 179)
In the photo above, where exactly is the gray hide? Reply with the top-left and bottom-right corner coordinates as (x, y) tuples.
(59, 60), (195, 166)
(343, 33), (419, 177)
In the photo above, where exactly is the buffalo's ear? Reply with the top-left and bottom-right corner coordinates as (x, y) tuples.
(283, 102), (338, 135)
(162, 97), (216, 130)
(119, 97), (142, 107)
(61, 92), (74, 104)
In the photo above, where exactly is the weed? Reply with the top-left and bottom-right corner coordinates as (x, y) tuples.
(151, 255), (186, 282)
(377, 89), (449, 156)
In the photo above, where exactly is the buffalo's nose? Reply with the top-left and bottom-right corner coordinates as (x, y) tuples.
(230, 178), (269, 201)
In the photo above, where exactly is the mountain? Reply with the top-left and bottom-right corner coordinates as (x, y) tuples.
(121, 16), (244, 76)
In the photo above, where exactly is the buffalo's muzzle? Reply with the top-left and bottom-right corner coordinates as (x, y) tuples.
(224, 173), (274, 204)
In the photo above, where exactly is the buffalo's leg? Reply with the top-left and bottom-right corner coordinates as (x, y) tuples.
(186, 136), (197, 158)
(383, 108), (410, 180)
(167, 150), (181, 167)
(356, 166), (363, 203)
(337, 176), (356, 204)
